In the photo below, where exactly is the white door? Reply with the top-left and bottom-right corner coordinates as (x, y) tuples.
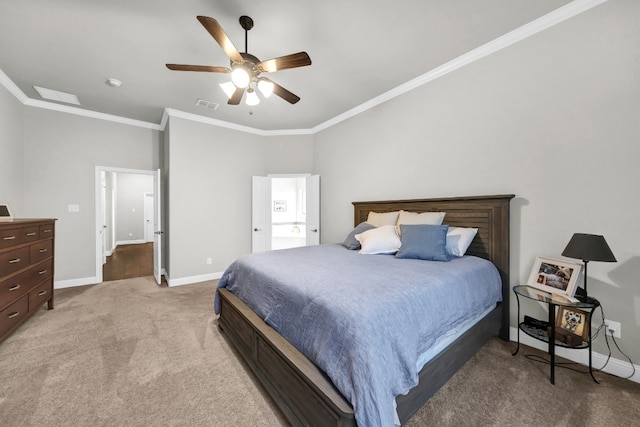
(100, 171), (107, 264)
(153, 169), (162, 284)
(144, 192), (154, 243)
(252, 176), (272, 252)
(306, 175), (320, 246)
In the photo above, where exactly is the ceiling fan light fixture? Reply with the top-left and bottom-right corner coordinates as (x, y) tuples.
(231, 67), (250, 88)
(220, 81), (237, 99)
(166, 16), (311, 105)
(257, 79), (274, 98)
(245, 88), (260, 106)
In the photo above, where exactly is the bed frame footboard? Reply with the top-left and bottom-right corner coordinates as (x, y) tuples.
(218, 287), (357, 427)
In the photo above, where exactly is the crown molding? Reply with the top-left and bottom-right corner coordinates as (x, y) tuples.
(311, 0), (608, 133)
(22, 97), (162, 130)
(1, 0), (606, 136)
(161, 108), (312, 136)
(0, 68), (29, 103)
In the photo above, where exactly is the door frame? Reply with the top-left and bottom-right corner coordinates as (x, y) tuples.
(94, 166), (160, 283)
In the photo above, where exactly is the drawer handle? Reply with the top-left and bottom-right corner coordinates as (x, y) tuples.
(3, 235), (16, 240)
(39, 248), (48, 253)
(26, 232), (37, 236)
(38, 290), (47, 296)
(8, 311), (20, 319)
(39, 269), (48, 275)
(9, 284), (21, 291)
(9, 258), (22, 264)
(43, 229), (52, 233)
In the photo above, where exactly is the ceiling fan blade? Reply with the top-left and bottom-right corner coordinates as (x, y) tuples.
(258, 52), (312, 73)
(263, 78), (301, 104)
(197, 16), (244, 63)
(228, 87), (244, 105)
(166, 64), (231, 73)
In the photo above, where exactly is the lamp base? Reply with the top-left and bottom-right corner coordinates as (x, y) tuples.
(574, 286), (598, 304)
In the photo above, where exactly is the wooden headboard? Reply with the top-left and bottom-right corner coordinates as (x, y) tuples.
(353, 194), (515, 339)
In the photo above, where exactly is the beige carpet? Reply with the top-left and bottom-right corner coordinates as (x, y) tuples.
(0, 277), (286, 426)
(1, 277), (639, 426)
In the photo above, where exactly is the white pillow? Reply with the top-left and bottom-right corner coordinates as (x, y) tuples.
(397, 210), (446, 226)
(396, 210), (446, 236)
(366, 211), (400, 227)
(446, 227), (478, 257)
(355, 225), (401, 255)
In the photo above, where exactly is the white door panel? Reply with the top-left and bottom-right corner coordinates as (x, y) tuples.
(306, 175), (320, 246)
(153, 169), (162, 284)
(252, 176), (272, 253)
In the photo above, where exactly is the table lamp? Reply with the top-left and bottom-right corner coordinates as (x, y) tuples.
(561, 233), (616, 299)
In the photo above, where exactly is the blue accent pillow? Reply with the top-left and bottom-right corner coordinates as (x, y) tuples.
(395, 224), (450, 261)
(343, 222), (376, 250)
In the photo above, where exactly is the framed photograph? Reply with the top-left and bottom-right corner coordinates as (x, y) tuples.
(273, 200), (287, 212)
(527, 256), (582, 300)
(556, 307), (590, 342)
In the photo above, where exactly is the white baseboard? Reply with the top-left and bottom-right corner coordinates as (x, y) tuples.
(510, 326), (639, 383)
(115, 239), (147, 246)
(166, 271), (223, 287)
(55, 276), (100, 289)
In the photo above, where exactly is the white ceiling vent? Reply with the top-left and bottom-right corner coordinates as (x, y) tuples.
(33, 86), (80, 105)
(196, 98), (219, 110)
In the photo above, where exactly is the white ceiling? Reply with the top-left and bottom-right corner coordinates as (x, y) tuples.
(0, 0), (588, 131)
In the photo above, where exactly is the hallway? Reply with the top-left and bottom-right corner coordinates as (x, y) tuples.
(102, 243), (153, 281)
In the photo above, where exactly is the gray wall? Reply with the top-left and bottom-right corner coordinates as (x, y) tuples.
(314, 0), (640, 363)
(163, 118), (314, 282)
(264, 134), (314, 174)
(0, 85), (24, 214)
(22, 107), (161, 281)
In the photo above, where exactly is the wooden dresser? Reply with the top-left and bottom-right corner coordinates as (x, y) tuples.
(0, 219), (56, 343)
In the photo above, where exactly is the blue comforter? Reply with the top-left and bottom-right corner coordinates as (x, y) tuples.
(215, 244), (502, 427)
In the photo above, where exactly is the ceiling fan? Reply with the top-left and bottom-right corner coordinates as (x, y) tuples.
(166, 16), (311, 106)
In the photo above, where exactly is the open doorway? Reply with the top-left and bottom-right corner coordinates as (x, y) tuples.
(252, 174), (320, 253)
(95, 167), (162, 284)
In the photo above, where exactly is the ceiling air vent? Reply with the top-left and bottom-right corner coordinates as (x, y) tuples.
(196, 99), (219, 110)
(34, 86), (80, 105)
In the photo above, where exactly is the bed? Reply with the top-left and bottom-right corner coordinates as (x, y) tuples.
(216, 194), (514, 426)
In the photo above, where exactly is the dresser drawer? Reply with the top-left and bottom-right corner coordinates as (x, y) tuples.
(21, 226), (40, 244)
(29, 259), (53, 283)
(29, 279), (53, 310)
(30, 240), (53, 264)
(39, 223), (55, 239)
(0, 294), (29, 338)
(0, 269), (32, 309)
(0, 228), (21, 250)
(0, 247), (30, 278)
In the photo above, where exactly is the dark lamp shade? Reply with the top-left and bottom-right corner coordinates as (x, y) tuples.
(562, 233), (617, 262)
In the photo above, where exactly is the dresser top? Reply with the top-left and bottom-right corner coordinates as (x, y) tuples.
(0, 218), (57, 227)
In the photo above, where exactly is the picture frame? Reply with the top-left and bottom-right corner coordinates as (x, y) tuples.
(555, 307), (590, 342)
(527, 256), (582, 301)
(0, 204), (13, 222)
(273, 200), (287, 212)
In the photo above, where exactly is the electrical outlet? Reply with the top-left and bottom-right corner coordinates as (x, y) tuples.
(605, 319), (621, 338)
(206, 257), (212, 265)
